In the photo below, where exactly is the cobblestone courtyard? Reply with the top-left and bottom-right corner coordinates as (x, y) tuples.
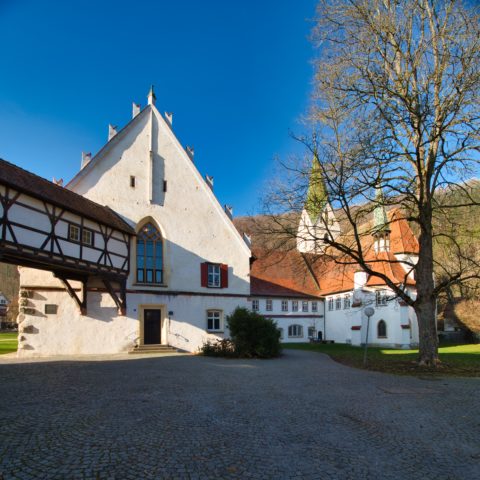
(0, 350), (479, 479)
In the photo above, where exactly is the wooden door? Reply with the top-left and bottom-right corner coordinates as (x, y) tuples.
(144, 309), (161, 344)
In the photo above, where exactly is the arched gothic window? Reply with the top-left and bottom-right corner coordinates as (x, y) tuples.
(136, 222), (163, 284)
(377, 320), (387, 338)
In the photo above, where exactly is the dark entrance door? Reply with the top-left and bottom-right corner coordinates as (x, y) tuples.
(144, 309), (161, 344)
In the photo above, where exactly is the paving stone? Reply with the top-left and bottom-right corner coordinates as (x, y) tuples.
(0, 350), (478, 479)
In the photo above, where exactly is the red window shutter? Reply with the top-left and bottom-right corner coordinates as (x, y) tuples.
(201, 262), (208, 287)
(220, 264), (228, 288)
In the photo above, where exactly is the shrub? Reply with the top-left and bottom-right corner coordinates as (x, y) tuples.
(228, 307), (281, 358)
(200, 307), (282, 358)
(200, 339), (235, 357)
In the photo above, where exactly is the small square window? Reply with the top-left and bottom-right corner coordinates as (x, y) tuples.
(69, 224), (80, 242)
(266, 299), (273, 311)
(281, 300), (288, 312)
(82, 228), (94, 246)
(292, 300), (298, 312)
(207, 310), (222, 332)
(207, 264), (221, 288)
(252, 299), (259, 311)
(45, 304), (57, 315)
(302, 301), (308, 312)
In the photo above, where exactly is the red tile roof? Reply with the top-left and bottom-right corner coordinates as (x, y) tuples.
(0, 158), (134, 234)
(251, 249), (321, 298)
(248, 209), (418, 297)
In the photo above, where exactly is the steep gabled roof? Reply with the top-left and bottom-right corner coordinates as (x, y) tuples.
(0, 158), (134, 234)
(251, 249), (321, 298)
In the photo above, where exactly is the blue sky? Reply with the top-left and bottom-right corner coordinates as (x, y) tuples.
(0, 0), (317, 216)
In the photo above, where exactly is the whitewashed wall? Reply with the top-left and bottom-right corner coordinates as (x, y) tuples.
(68, 106), (251, 295)
(249, 297), (326, 343)
(324, 288), (419, 348)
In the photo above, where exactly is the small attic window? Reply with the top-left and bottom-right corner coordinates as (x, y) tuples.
(130, 176), (136, 188)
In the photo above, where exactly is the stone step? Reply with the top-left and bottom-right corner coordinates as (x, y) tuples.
(129, 344), (179, 354)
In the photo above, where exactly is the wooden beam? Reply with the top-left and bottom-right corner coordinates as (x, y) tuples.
(102, 277), (126, 316)
(56, 275), (87, 315)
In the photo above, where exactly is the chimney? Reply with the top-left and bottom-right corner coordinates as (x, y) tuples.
(186, 146), (194, 161)
(108, 124), (118, 141)
(81, 152), (92, 169)
(165, 112), (173, 127)
(132, 102), (141, 118)
(224, 205), (233, 220)
(205, 175), (214, 190)
(147, 85), (156, 106)
(52, 177), (64, 187)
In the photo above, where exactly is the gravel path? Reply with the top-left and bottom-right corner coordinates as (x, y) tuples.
(0, 349), (478, 479)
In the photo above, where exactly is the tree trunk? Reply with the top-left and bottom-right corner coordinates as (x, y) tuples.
(414, 296), (439, 366)
(415, 207), (440, 366)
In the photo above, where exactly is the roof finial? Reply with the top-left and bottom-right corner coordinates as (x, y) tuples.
(147, 85), (156, 106)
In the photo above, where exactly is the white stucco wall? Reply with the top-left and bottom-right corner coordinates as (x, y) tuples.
(249, 296), (326, 343)
(67, 106), (251, 295)
(324, 288), (419, 348)
(17, 268), (249, 356)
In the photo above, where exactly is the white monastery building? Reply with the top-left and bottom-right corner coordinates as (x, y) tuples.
(1, 88), (420, 356)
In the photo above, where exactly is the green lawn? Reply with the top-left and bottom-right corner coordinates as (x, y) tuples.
(283, 342), (480, 377)
(0, 332), (18, 355)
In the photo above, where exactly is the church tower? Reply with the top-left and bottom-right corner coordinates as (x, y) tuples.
(297, 156), (340, 253)
(372, 188), (391, 253)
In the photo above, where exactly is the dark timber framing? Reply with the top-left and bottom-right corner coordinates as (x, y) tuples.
(0, 159), (134, 316)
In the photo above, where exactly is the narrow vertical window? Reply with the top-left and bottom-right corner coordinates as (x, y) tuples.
(377, 320), (387, 338)
(130, 176), (136, 188)
(266, 299), (273, 311)
(292, 300), (298, 312)
(252, 299), (259, 311)
(312, 301), (318, 312)
(335, 297), (342, 310)
(137, 222), (163, 284)
(302, 301), (309, 312)
(328, 298), (334, 311)
(281, 300), (288, 312)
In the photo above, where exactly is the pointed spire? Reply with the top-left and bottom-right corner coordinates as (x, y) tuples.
(147, 85), (156, 106)
(373, 187), (390, 232)
(305, 155), (328, 221)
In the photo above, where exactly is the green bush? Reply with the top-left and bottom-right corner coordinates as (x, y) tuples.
(200, 307), (282, 358)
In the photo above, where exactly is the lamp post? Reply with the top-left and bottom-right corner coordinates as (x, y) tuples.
(363, 306), (375, 367)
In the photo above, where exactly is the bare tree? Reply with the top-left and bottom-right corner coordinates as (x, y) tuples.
(260, 0), (480, 366)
